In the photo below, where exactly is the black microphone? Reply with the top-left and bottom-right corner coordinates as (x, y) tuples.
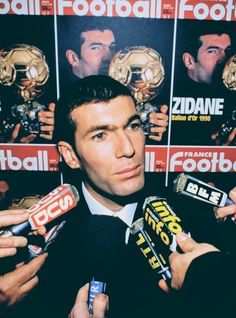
(78, 215), (127, 314)
(27, 220), (67, 261)
(142, 196), (189, 259)
(173, 173), (233, 207)
(0, 184), (79, 237)
(130, 217), (171, 281)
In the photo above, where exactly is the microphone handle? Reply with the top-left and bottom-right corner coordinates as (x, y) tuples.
(0, 221), (31, 237)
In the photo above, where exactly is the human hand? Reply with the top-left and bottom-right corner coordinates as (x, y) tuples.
(0, 209), (46, 258)
(148, 104), (168, 142)
(8, 124), (37, 143)
(38, 102), (55, 141)
(0, 253), (47, 308)
(68, 283), (108, 318)
(7, 102), (55, 143)
(211, 127), (236, 146)
(158, 232), (219, 293)
(214, 187), (236, 222)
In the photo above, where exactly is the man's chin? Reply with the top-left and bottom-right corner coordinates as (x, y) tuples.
(114, 180), (144, 197)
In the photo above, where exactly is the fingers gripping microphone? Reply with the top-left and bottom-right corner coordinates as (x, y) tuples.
(88, 279), (106, 315)
(0, 184), (79, 238)
(173, 173), (233, 207)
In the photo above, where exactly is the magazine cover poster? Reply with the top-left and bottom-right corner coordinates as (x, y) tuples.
(0, 14), (57, 144)
(57, 15), (175, 145)
(170, 18), (236, 147)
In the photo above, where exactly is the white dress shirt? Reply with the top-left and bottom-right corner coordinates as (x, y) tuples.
(82, 182), (137, 243)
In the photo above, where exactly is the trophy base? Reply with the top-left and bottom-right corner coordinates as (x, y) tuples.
(2, 101), (46, 135)
(136, 102), (161, 136)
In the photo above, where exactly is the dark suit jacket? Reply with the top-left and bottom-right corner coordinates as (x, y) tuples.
(6, 180), (222, 318)
(178, 251), (236, 318)
(9, 185), (178, 318)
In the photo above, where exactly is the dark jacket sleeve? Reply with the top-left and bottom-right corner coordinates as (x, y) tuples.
(179, 251), (235, 318)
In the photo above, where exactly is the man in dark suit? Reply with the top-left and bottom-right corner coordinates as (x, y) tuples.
(7, 74), (171, 318)
(3, 75), (234, 318)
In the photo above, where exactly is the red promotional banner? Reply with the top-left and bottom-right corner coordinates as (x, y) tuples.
(0, 144), (60, 171)
(177, 0), (236, 21)
(0, 2), (235, 317)
(0, 0), (176, 18)
(145, 146), (236, 172)
(2, 0), (235, 21)
(0, 0), (54, 15)
(55, 0), (175, 18)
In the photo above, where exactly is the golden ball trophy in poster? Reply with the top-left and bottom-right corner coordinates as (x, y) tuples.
(109, 46), (165, 135)
(0, 44), (49, 136)
(222, 54), (236, 91)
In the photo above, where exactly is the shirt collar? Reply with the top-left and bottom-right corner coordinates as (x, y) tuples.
(82, 182), (137, 227)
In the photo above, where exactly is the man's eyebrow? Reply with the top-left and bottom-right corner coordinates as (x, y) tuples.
(206, 45), (221, 50)
(85, 114), (141, 135)
(125, 114), (141, 127)
(206, 45), (231, 50)
(86, 124), (111, 135)
(89, 42), (105, 46)
(89, 41), (116, 47)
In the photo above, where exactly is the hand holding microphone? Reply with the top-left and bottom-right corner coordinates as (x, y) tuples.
(173, 173), (236, 223)
(215, 187), (236, 222)
(0, 184), (79, 269)
(0, 209), (29, 258)
(0, 184), (79, 238)
(159, 232), (219, 294)
(0, 184), (79, 311)
(0, 209), (48, 310)
(69, 283), (108, 318)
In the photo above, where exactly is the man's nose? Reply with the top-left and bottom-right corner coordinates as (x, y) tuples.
(102, 47), (113, 61)
(218, 50), (226, 64)
(115, 132), (135, 158)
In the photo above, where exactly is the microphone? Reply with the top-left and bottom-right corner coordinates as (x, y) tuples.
(130, 217), (171, 281)
(0, 184), (79, 238)
(79, 215), (126, 314)
(27, 220), (67, 261)
(173, 173), (233, 207)
(142, 196), (188, 261)
(88, 279), (106, 314)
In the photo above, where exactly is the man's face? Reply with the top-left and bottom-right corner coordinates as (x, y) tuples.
(70, 96), (145, 203)
(79, 29), (116, 77)
(194, 33), (231, 83)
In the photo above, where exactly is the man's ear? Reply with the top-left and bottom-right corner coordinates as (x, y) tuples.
(66, 49), (80, 67)
(183, 52), (195, 70)
(58, 141), (81, 169)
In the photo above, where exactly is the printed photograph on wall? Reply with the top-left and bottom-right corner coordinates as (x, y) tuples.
(170, 19), (236, 146)
(0, 1), (235, 318)
(57, 15), (175, 145)
(0, 14), (57, 144)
